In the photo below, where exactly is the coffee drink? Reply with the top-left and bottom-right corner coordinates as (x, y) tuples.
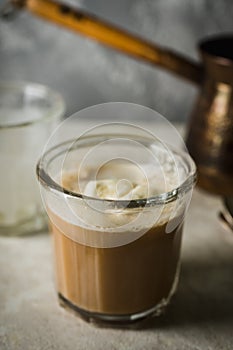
(48, 162), (183, 321)
(51, 211), (182, 316)
(37, 132), (196, 325)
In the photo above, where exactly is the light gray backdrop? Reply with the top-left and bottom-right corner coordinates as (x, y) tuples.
(0, 0), (233, 121)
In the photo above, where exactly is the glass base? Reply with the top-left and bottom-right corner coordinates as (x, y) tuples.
(58, 261), (180, 327)
(0, 213), (48, 236)
(59, 293), (168, 327)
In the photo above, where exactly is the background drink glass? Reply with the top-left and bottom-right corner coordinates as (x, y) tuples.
(0, 81), (65, 236)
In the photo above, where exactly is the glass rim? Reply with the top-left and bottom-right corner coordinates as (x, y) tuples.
(0, 80), (65, 129)
(37, 136), (197, 208)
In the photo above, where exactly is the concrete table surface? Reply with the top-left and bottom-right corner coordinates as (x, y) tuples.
(0, 121), (233, 349)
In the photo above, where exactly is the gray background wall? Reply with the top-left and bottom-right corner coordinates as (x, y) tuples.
(0, 0), (233, 121)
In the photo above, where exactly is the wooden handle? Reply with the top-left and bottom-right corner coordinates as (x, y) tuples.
(15, 0), (203, 85)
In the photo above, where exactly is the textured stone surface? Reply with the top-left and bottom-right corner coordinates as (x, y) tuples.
(1, 121), (233, 349)
(0, 0), (233, 120)
(1, 172), (233, 348)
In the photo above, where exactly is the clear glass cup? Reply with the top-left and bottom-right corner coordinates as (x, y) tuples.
(0, 81), (65, 236)
(37, 128), (196, 326)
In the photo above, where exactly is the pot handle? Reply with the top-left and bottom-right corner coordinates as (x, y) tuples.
(13, 0), (203, 85)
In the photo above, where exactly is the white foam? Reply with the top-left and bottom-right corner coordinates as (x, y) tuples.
(47, 148), (189, 247)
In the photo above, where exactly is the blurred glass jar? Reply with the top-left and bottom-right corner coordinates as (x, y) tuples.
(0, 81), (65, 236)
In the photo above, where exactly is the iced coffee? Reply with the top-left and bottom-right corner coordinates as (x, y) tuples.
(38, 133), (196, 325)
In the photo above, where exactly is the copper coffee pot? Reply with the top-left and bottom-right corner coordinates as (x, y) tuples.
(7, 0), (233, 196)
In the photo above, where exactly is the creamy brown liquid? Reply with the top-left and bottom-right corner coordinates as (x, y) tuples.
(50, 213), (182, 315)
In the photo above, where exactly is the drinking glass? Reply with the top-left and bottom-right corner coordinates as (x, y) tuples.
(0, 81), (65, 235)
(37, 122), (196, 326)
